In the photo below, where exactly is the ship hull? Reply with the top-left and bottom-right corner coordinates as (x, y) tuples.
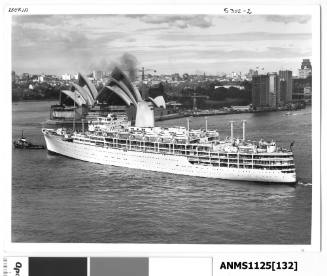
(43, 133), (296, 184)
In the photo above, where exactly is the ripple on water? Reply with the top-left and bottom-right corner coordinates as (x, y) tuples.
(11, 102), (312, 244)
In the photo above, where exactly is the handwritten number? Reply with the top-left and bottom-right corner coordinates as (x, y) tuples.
(224, 8), (253, 14)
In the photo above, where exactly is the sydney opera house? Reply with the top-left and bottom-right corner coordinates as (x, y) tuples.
(50, 67), (166, 128)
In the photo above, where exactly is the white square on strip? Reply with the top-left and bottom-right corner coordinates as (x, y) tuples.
(149, 257), (212, 276)
(2, 257), (28, 276)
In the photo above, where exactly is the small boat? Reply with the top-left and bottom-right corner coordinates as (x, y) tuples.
(13, 131), (45, 149)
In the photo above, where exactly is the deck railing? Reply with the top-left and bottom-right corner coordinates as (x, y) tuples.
(71, 133), (295, 171)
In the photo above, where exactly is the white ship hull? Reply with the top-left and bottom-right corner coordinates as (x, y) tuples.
(43, 133), (296, 183)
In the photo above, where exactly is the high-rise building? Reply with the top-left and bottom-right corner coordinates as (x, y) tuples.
(301, 59), (312, 69)
(268, 72), (280, 107)
(278, 70), (293, 103)
(292, 77), (312, 102)
(299, 59), (312, 79)
(252, 75), (269, 108)
(279, 80), (287, 104)
(246, 69), (258, 80)
(303, 87), (312, 103)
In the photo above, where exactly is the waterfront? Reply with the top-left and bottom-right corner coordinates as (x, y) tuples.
(12, 101), (312, 244)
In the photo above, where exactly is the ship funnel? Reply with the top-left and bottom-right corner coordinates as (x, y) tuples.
(242, 120), (246, 141)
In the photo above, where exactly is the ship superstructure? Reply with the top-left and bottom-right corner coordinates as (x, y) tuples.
(42, 114), (296, 183)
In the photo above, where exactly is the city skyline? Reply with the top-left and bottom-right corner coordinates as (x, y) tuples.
(12, 14), (312, 75)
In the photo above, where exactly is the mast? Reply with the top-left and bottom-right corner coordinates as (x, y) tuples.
(59, 89), (62, 105)
(73, 89), (76, 131)
(187, 118), (190, 132)
(229, 121), (235, 141)
(193, 94), (196, 111)
(242, 120), (246, 141)
(205, 116), (208, 132)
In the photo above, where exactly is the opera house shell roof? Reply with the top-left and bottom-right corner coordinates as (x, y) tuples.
(61, 73), (98, 106)
(63, 67), (165, 128)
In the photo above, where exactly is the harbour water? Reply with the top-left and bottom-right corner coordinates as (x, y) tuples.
(12, 101), (312, 244)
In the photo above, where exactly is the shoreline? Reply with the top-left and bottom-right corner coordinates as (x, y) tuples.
(42, 107), (307, 127)
(13, 99), (58, 103)
(156, 105), (308, 121)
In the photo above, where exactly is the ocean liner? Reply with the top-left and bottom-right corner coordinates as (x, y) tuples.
(42, 68), (296, 183)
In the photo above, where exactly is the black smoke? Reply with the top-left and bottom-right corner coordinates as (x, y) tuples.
(119, 53), (138, 82)
(90, 53), (138, 81)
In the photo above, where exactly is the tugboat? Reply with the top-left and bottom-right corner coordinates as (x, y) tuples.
(13, 131), (45, 149)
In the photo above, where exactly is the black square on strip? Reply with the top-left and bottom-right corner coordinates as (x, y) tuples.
(29, 257), (87, 276)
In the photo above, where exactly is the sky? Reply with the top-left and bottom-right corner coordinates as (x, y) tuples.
(11, 14), (312, 76)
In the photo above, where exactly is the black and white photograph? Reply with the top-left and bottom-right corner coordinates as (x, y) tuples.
(10, 10), (317, 245)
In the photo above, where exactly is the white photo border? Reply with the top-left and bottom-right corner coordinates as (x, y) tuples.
(2, 2), (321, 256)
